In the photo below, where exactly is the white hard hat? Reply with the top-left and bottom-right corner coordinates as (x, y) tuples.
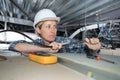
(33, 9), (60, 27)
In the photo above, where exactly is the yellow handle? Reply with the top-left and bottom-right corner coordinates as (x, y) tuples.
(29, 54), (58, 65)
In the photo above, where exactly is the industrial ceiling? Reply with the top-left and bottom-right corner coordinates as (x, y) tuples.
(0, 0), (120, 32)
(0, 0), (120, 48)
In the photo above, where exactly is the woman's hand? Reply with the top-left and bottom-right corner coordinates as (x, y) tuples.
(84, 38), (101, 53)
(47, 42), (62, 53)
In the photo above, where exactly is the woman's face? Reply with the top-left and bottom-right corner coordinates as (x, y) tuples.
(38, 20), (57, 42)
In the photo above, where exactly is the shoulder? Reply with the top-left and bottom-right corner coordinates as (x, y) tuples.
(55, 36), (74, 42)
(33, 38), (44, 44)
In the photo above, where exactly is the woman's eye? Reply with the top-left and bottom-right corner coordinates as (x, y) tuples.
(45, 25), (57, 29)
(46, 25), (51, 28)
(54, 26), (57, 29)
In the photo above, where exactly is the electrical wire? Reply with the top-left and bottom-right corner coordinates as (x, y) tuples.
(0, 30), (34, 42)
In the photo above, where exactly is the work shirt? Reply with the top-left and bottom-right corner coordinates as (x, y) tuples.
(9, 36), (96, 54)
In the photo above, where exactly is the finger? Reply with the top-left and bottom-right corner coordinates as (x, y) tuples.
(96, 38), (100, 43)
(49, 48), (59, 53)
(87, 42), (101, 50)
(94, 38), (100, 44)
(58, 43), (62, 49)
(84, 38), (90, 43)
(50, 42), (60, 50)
(89, 38), (95, 44)
(52, 42), (58, 50)
(90, 38), (99, 44)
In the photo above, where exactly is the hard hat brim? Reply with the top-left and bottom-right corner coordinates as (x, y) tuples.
(33, 17), (60, 28)
(41, 17), (60, 22)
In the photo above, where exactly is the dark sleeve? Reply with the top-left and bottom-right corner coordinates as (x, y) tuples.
(57, 37), (86, 53)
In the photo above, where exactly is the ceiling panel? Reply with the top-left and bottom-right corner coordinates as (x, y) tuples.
(0, 0), (120, 30)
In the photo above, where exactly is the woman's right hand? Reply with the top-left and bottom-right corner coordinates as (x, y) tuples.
(46, 42), (62, 53)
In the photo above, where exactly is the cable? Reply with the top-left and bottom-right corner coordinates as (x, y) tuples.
(0, 30), (34, 42)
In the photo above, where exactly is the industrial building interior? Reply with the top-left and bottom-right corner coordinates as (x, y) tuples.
(0, 0), (120, 80)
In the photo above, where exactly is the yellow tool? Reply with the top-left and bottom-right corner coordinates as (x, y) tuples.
(29, 54), (58, 65)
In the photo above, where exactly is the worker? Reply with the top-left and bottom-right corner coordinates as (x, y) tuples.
(9, 9), (101, 56)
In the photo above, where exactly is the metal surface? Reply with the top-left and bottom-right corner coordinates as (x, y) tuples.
(0, 49), (120, 80)
(52, 49), (120, 80)
(0, 15), (33, 26)
(0, 51), (92, 80)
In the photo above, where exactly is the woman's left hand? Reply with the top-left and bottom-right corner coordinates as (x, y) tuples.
(84, 38), (101, 51)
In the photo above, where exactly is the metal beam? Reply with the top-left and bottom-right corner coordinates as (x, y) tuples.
(9, 0), (33, 21)
(0, 15), (33, 26)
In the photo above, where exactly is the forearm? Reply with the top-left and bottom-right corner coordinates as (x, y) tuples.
(14, 43), (49, 53)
